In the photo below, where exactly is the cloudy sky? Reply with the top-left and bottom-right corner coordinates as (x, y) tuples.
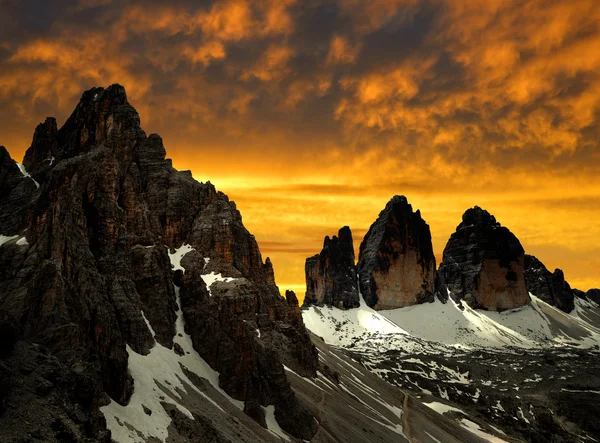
(1, 0), (599, 297)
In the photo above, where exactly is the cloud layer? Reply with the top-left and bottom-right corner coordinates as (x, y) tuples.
(1, 0), (599, 297)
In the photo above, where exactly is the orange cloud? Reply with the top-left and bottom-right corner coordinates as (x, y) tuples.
(242, 45), (294, 82)
(0, 0), (599, 301)
(327, 35), (361, 65)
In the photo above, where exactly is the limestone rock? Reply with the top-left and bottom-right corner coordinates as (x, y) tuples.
(357, 196), (436, 310)
(304, 226), (359, 309)
(437, 206), (530, 311)
(524, 255), (575, 312)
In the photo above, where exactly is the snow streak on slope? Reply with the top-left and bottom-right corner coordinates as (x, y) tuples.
(101, 244), (246, 443)
(16, 163), (39, 188)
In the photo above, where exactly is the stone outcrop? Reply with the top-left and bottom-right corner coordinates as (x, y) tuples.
(357, 196), (436, 310)
(437, 206), (530, 311)
(524, 255), (575, 312)
(304, 226), (359, 309)
(0, 85), (318, 441)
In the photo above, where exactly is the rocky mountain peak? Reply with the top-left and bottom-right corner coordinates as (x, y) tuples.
(304, 226), (359, 309)
(0, 85), (318, 441)
(357, 195), (436, 309)
(438, 206), (530, 311)
(461, 205), (497, 227)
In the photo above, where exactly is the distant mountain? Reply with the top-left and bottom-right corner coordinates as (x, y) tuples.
(302, 197), (600, 441)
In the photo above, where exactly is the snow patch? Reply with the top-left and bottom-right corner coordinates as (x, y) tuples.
(423, 401), (463, 415)
(201, 272), (237, 296)
(460, 418), (506, 442)
(264, 405), (290, 441)
(167, 244), (194, 272)
(100, 343), (201, 443)
(0, 235), (19, 247)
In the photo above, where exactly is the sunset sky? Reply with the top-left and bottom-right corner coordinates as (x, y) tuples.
(1, 0), (599, 299)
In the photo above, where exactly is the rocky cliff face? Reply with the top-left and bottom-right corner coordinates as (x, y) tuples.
(0, 85), (317, 441)
(357, 196), (436, 310)
(524, 255), (575, 312)
(437, 206), (530, 311)
(304, 226), (359, 309)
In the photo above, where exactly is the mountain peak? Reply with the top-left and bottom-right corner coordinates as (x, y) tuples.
(461, 206), (497, 227)
(358, 196), (436, 309)
(0, 85), (319, 441)
(439, 207), (529, 311)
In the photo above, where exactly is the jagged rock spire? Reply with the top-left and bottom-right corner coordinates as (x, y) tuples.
(304, 226), (359, 309)
(357, 195), (436, 310)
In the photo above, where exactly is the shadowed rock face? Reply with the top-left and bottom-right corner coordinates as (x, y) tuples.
(304, 226), (359, 309)
(574, 288), (600, 305)
(0, 85), (317, 441)
(437, 206), (530, 311)
(524, 255), (575, 313)
(587, 289), (600, 304)
(357, 196), (436, 310)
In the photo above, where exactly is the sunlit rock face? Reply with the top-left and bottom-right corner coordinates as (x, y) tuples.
(357, 196), (436, 310)
(303, 226), (359, 309)
(524, 254), (575, 313)
(438, 206), (530, 311)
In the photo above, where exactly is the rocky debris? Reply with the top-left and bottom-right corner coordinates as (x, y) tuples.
(304, 226), (359, 309)
(0, 84), (318, 441)
(357, 196), (436, 310)
(524, 255), (575, 312)
(437, 206), (530, 311)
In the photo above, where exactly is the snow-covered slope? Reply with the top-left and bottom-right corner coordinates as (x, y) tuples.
(302, 293), (600, 351)
(302, 292), (600, 442)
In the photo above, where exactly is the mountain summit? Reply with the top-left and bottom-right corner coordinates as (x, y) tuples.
(437, 206), (530, 311)
(0, 85), (319, 441)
